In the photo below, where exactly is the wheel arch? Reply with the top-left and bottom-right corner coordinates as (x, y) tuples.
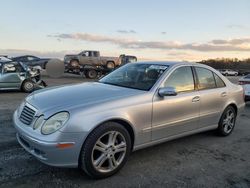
(82, 117), (135, 151)
(20, 78), (31, 89)
(70, 59), (80, 63)
(108, 119), (135, 150)
(78, 118), (136, 167)
(227, 103), (238, 115)
(106, 60), (115, 66)
(20, 78), (35, 92)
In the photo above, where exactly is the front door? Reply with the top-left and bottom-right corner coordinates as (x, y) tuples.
(79, 51), (92, 65)
(152, 66), (200, 140)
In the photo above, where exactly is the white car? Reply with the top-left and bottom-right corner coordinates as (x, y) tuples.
(219, 69), (238, 76)
(239, 74), (250, 101)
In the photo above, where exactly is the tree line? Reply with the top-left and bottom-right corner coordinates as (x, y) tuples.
(197, 58), (250, 70)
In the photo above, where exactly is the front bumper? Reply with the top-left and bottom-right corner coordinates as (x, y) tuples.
(13, 110), (87, 167)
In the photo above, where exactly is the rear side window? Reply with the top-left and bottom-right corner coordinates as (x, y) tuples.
(195, 67), (216, 90)
(164, 66), (194, 92)
(214, 73), (226, 88)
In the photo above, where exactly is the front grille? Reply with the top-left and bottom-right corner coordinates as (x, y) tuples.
(20, 105), (36, 125)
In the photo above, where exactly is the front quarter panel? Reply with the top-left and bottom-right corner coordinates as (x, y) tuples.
(60, 93), (153, 146)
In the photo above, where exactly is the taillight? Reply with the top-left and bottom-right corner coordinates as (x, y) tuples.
(242, 87), (245, 101)
(239, 81), (250, 85)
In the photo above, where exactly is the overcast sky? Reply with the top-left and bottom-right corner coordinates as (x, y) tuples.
(0, 0), (250, 61)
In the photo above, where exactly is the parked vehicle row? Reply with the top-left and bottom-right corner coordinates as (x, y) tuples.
(218, 69), (250, 76)
(65, 51), (137, 79)
(65, 50), (122, 70)
(239, 74), (250, 101)
(11, 55), (51, 69)
(13, 62), (245, 178)
(219, 69), (238, 76)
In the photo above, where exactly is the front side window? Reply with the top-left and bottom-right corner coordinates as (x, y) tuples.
(3, 63), (17, 73)
(164, 66), (194, 92)
(195, 67), (216, 90)
(85, 51), (90, 57)
(99, 63), (169, 91)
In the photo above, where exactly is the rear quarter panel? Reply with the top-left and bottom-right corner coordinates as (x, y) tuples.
(225, 82), (245, 115)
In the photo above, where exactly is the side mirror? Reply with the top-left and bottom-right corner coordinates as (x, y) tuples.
(158, 87), (177, 97)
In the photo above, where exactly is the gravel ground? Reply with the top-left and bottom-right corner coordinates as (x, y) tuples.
(0, 75), (249, 188)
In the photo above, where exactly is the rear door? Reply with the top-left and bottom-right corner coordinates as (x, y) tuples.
(194, 67), (228, 128)
(90, 51), (101, 65)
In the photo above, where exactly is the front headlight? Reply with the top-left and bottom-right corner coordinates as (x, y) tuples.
(41, 112), (69, 135)
(33, 115), (44, 130)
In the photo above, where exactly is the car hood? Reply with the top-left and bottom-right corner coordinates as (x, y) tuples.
(26, 82), (144, 113)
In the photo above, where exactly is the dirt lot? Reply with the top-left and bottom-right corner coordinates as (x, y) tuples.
(0, 75), (250, 188)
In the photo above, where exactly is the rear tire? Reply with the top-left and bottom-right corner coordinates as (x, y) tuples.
(79, 122), (131, 179)
(217, 106), (236, 136)
(22, 80), (35, 93)
(86, 69), (97, 79)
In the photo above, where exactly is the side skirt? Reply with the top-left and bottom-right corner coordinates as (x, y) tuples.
(133, 124), (218, 151)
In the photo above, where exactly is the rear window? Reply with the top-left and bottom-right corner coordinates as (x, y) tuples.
(214, 73), (226, 88)
(195, 67), (216, 90)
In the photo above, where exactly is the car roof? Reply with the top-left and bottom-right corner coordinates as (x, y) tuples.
(13, 55), (37, 58)
(135, 61), (198, 67)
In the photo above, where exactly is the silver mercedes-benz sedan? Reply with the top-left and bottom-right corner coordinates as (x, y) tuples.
(13, 62), (245, 178)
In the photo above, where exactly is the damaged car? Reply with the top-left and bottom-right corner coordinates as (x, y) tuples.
(0, 61), (46, 92)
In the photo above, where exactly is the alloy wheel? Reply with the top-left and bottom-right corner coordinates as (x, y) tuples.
(91, 131), (127, 173)
(222, 109), (235, 134)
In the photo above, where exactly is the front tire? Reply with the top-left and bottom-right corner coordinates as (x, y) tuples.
(21, 80), (35, 93)
(70, 60), (80, 68)
(217, 106), (236, 136)
(80, 122), (131, 179)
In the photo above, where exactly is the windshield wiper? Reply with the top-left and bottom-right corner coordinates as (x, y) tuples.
(98, 81), (122, 87)
(98, 81), (147, 91)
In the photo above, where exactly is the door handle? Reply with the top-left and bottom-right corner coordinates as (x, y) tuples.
(221, 92), (227, 97)
(192, 96), (200, 102)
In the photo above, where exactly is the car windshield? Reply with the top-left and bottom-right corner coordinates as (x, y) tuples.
(99, 63), (169, 91)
